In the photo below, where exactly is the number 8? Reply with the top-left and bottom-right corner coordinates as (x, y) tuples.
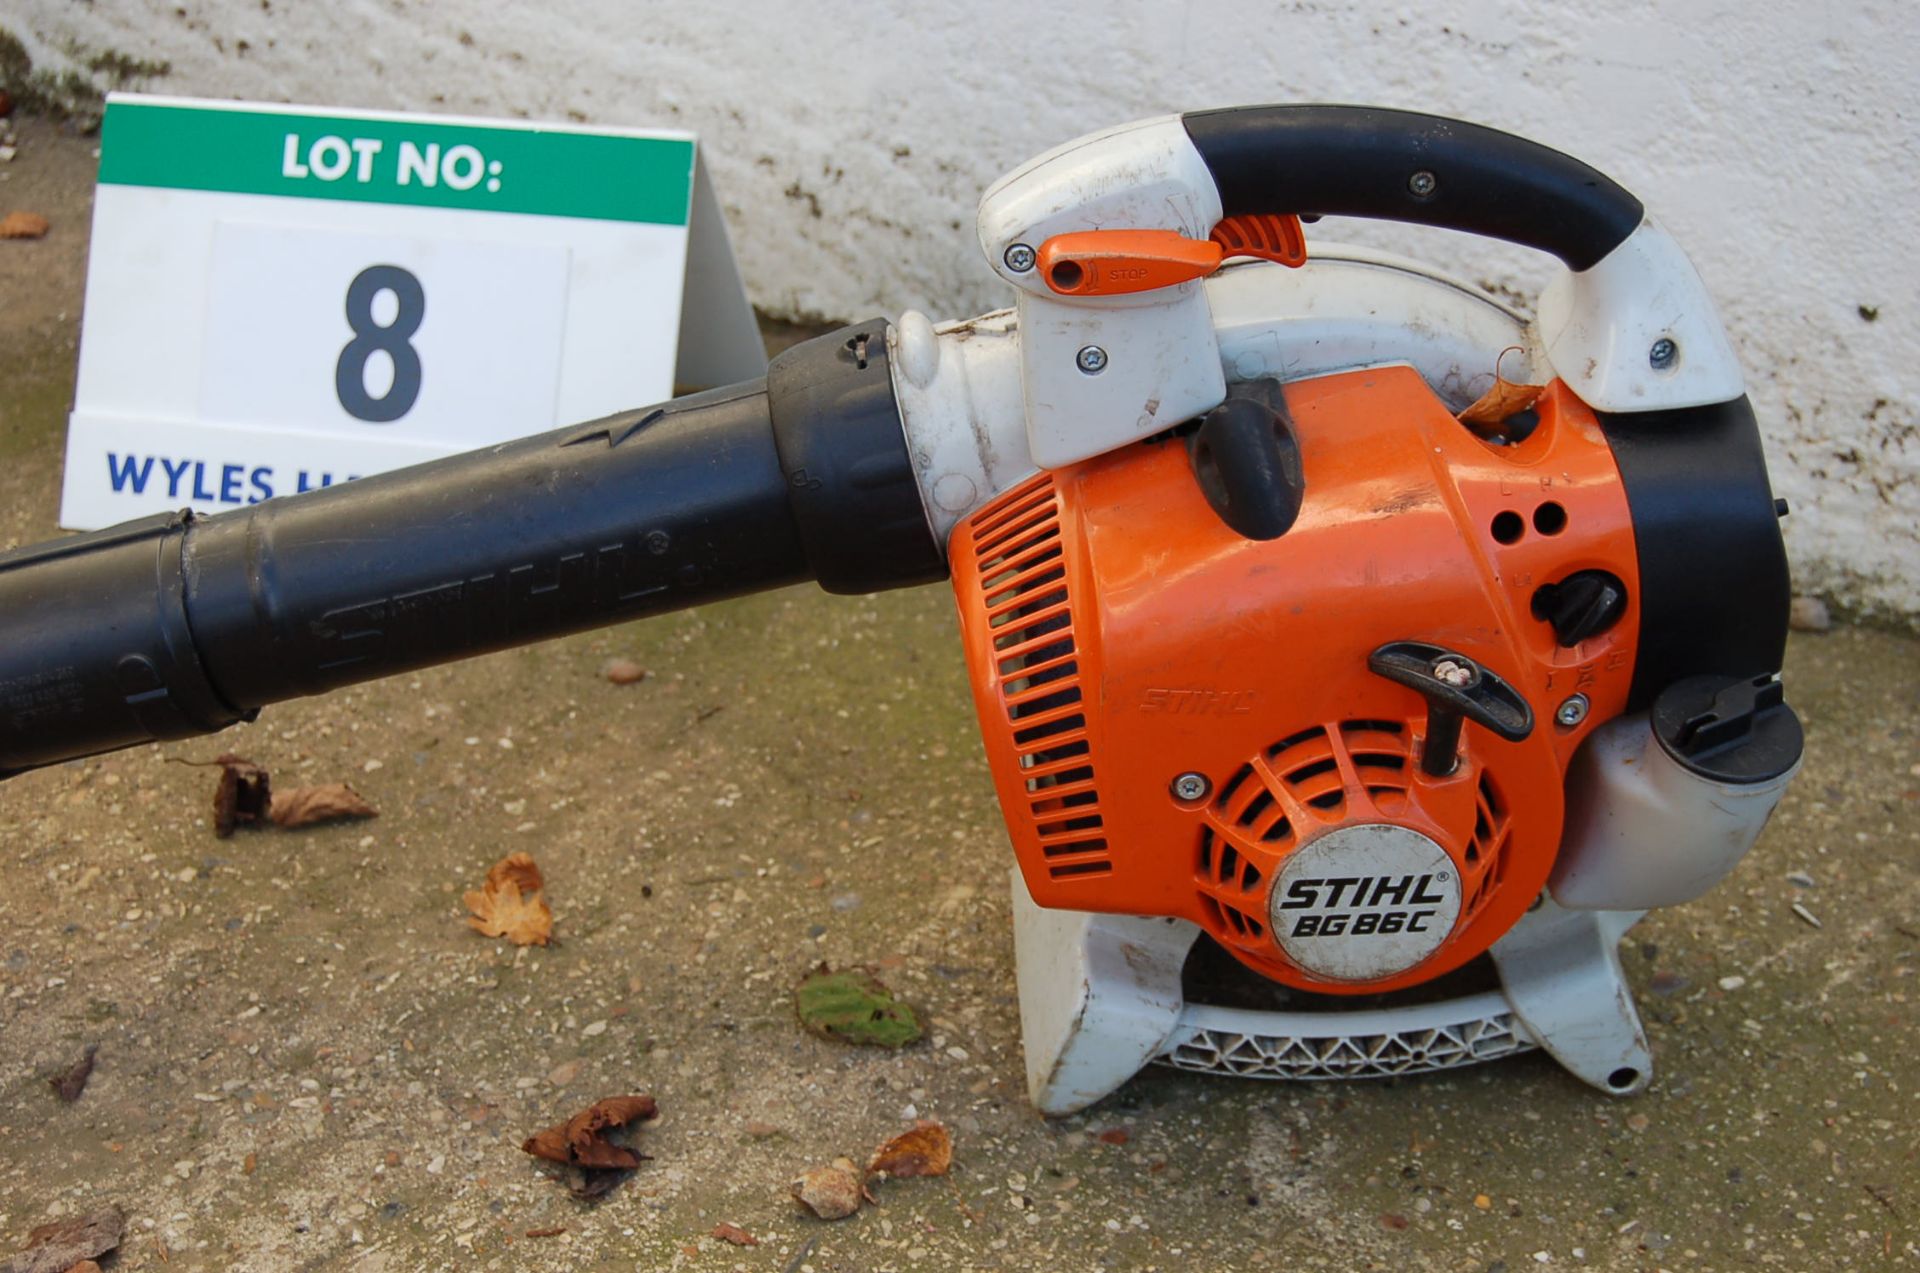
(336, 264), (425, 423)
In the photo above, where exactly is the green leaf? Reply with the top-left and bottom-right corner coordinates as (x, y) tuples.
(793, 966), (923, 1049)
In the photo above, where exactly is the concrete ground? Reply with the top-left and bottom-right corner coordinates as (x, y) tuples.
(1, 114), (1917, 1273)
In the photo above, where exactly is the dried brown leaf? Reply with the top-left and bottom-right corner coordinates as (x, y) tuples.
(1095, 1127), (1130, 1146)
(0, 1207), (123, 1273)
(790, 1164), (862, 1220)
(485, 853), (543, 894)
(710, 1223), (757, 1246)
(269, 783), (377, 828)
(48, 1044), (98, 1103)
(520, 1126), (577, 1165)
(1457, 347), (1545, 431)
(1457, 377), (1543, 427)
(465, 852), (553, 946)
(211, 755), (271, 838)
(867, 1121), (952, 1179)
(522, 1095), (658, 1175)
(0, 211), (49, 240)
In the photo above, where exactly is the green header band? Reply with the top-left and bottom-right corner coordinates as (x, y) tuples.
(98, 99), (695, 226)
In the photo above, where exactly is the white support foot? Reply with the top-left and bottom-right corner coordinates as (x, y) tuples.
(1487, 897), (1651, 1095)
(1011, 869), (1653, 1112)
(1011, 868), (1199, 1116)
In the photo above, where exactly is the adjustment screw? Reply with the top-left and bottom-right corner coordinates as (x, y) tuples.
(1555, 693), (1591, 727)
(1649, 337), (1679, 371)
(1171, 772), (1210, 802)
(1003, 243), (1037, 273)
(1408, 170), (1437, 198)
(1076, 345), (1109, 375)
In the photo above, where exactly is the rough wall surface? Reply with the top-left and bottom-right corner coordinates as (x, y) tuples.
(7, 1), (1916, 618)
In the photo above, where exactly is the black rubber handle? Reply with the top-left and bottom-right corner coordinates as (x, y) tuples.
(1182, 105), (1643, 271)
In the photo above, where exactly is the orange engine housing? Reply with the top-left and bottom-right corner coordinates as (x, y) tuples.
(951, 366), (1642, 994)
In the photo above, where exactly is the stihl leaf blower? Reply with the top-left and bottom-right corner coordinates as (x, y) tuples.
(0, 106), (1801, 1114)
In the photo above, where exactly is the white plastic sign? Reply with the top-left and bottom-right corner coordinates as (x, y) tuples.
(60, 94), (764, 529)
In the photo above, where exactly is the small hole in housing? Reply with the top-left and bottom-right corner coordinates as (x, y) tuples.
(1606, 1066), (1641, 1090)
(1491, 511), (1525, 544)
(1049, 260), (1085, 291)
(1533, 501), (1568, 535)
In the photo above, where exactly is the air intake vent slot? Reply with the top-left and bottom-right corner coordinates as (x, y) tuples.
(964, 476), (1112, 881)
(1462, 768), (1511, 918)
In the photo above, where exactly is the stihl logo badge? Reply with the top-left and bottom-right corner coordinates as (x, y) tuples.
(1277, 872), (1450, 938)
(1269, 825), (1463, 981)
(1140, 688), (1254, 715)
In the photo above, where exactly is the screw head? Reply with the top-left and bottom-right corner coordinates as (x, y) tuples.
(1649, 337), (1679, 371)
(1555, 693), (1591, 727)
(1171, 772), (1210, 802)
(1076, 345), (1109, 375)
(1408, 170), (1437, 198)
(1003, 243), (1036, 273)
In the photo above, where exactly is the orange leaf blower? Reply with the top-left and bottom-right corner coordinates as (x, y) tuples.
(0, 107), (1800, 1113)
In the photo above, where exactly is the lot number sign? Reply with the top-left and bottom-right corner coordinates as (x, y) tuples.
(60, 94), (763, 529)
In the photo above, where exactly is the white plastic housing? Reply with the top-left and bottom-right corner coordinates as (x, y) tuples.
(976, 115), (1220, 296)
(1536, 218), (1746, 412)
(1550, 713), (1800, 911)
(975, 115), (1228, 470)
(887, 306), (1032, 546)
(893, 244), (1539, 545)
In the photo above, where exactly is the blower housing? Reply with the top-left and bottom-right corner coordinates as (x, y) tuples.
(954, 364), (1746, 995)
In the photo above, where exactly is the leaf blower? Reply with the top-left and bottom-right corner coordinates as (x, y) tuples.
(0, 106), (1802, 1114)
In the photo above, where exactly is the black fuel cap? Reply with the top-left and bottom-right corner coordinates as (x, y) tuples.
(1651, 673), (1803, 783)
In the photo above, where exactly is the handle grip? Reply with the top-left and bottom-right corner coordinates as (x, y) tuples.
(1182, 105), (1644, 270)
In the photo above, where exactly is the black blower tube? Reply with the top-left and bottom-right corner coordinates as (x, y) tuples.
(0, 320), (945, 779)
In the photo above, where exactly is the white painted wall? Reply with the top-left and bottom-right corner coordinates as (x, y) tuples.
(11, 0), (1918, 617)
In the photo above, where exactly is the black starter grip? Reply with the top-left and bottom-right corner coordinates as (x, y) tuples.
(1182, 105), (1644, 271)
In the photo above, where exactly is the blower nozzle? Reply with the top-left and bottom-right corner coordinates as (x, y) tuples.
(0, 320), (942, 778)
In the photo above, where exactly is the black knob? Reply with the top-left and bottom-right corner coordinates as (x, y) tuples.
(1186, 378), (1304, 542)
(1531, 570), (1627, 648)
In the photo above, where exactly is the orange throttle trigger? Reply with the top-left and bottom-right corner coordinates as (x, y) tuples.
(1038, 214), (1308, 297)
(1211, 213), (1308, 269)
